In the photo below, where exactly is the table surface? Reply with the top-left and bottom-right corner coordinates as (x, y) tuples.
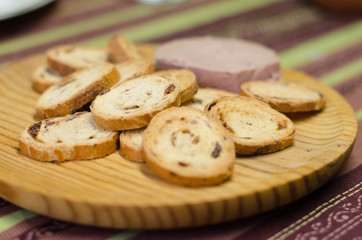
(0, 0), (361, 239)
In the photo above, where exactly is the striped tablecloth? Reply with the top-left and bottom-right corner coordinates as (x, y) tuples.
(0, 0), (361, 239)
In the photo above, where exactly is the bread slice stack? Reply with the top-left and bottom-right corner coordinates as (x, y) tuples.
(32, 35), (155, 93)
(19, 35), (327, 187)
(32, 45), (110, 93)
(118, 87), (236, 164)
(24, 36), (159, 163)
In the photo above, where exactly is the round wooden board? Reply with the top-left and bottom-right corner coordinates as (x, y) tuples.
(0, 54), (357, 229)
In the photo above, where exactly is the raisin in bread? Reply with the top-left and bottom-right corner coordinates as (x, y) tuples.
(152, 69), (198, 103)
(108, 35), (142, 63)
(46, 45), (110, 75)
(32, 65), (64, 93)
(18, 112), (119, 162)
(91, 75), (181, 131)
(119, 127), (145, 162)
(205, 96), (295, 155)
(142, 107), (235, 187)
(36, 63), (119, 119)
(240, 81), (325, 112)
(112, 58), (154, 88)
(182, 87), (238, 110)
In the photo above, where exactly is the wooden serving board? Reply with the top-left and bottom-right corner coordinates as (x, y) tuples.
(0, 54), (357, 229)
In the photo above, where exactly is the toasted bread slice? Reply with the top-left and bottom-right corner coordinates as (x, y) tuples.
(182, 87), (238, 110)
(151, 69), (198, 103)
(91, 75), (181, 131)
(119, 127), (145, 162)
(205, 96), (295, 155)
(108, 35), (142, 63)
(32, 65), (64, 93)
(112, 58), (154, 88)
(18, 112), (119, 162)
(142, 107), (235, 187)
(36, 63), (119, 119)
(240, 80), (325, 112)
(137, 43), (157, 62)
(46, 45), (110, 75)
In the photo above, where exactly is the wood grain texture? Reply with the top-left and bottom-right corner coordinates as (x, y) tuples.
(0, 54), (357, 229)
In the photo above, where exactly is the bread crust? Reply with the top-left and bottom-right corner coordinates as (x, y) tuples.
(108, 35), (142, 63)
(205, 96), (295, 155)
(240, 80), (325, 112)
(91, 75), (181, 131)
(35, 63), (119, 119)
(112, 58), (154, 88)
(182, 87), (238, 110)
(136, 43), (157, 62)
(142, 107), (235, 187)
(46, 45), (110, 75)
(18, 112), (119, 162)
(119, 128), (145, 162)
(47, 52), (75, 76)
(32, 65), (64, 93)
(151, 69), (198, 103)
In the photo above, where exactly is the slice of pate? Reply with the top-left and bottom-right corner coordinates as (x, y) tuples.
(155, 37), (280, 93)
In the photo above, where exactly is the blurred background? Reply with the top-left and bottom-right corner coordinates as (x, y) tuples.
(1, 0), (362, 68)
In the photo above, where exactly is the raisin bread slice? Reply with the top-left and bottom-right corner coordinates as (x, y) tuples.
(32, 65), (64, 93)
(205, 96), (295, 155)
(182, 87), (238, 110)
(142, 107), (235, 187)
(18, 112), (119, 162)
(46, 45), (110, 75)
(119, 127), (145, 162)
(91, 75), (181, 131)
(240, 81), (325, 112)
(152, 69), (198, 103)
(36, 63), (119, 119)
(137, 43), (157, 62)
(112, 58), (154, 88)
(108, 35), (142, 63)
